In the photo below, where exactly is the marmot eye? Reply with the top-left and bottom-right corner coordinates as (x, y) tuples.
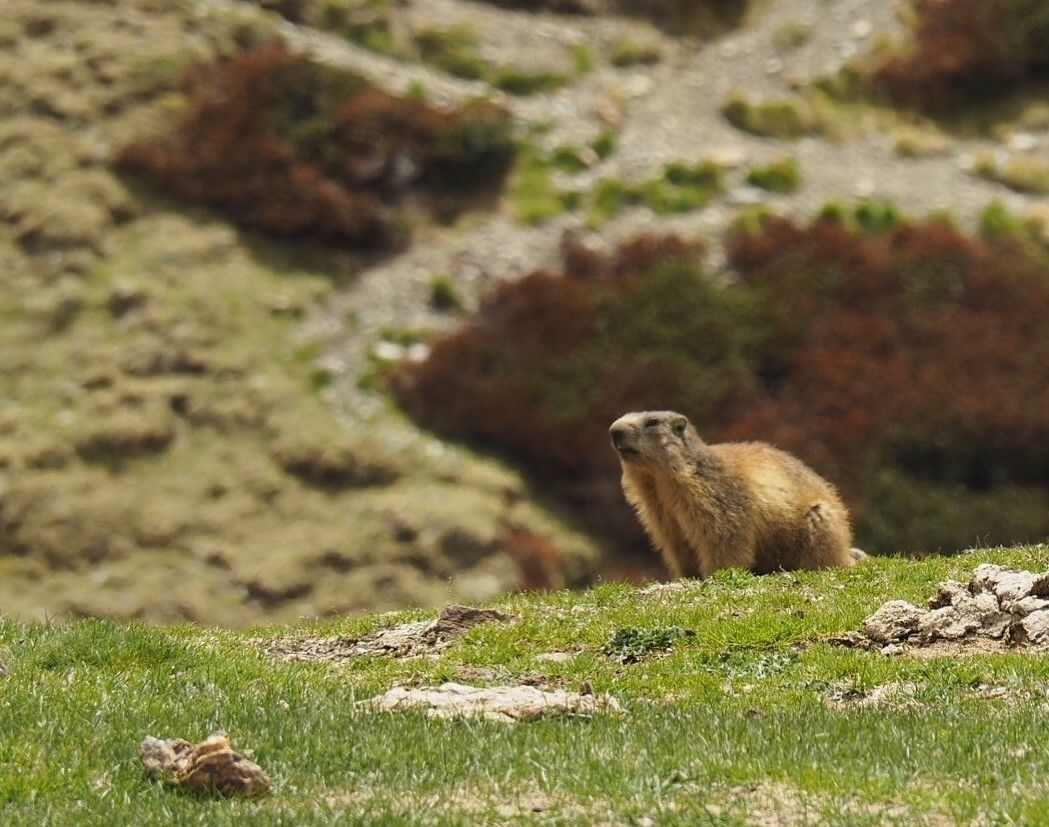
(644, 418), (660, 428)
(672, 419), (686, 434)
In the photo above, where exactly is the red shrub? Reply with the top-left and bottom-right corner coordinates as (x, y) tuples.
(116, 44), (514, 245)
(874, 0), (1049, 109)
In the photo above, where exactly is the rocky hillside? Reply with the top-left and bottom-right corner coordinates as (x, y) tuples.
(0, 0), (1046, 624)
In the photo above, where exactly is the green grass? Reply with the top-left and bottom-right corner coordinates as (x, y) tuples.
(974, 153), (1049, 195)
(746, 156), (801, 193)
(2, 547), (1048, 824)
(588, 161), (723, 225)
(413, 25), (580, 96)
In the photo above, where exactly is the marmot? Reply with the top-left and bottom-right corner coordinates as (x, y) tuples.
(610, 411), (865, 578)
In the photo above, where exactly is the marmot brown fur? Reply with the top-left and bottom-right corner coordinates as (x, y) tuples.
(610, 411), (863, 578)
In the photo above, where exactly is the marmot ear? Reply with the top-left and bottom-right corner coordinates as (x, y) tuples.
(671, 416), (687, 435)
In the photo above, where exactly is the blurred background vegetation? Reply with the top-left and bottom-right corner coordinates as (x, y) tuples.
(0, 0), (1046, 624)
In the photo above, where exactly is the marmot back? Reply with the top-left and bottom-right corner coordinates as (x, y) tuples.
(609, 410), (859, 578)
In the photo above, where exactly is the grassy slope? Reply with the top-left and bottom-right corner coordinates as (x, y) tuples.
(2, 546), (1048, 825)
(0, 0), (597, 625)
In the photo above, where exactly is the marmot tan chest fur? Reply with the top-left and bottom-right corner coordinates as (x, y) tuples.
(610, 411), (862, 577)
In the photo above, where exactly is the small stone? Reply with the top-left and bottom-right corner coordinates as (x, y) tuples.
(1019, 610), (1049, 645)
(854, 177), (875, 197)
(927, 580), (967, 609)
(707, 146), (748, 169)
(850, 20), (873, 39)
(624, 75), (654, 98)
(372, 341), (406, 361)
(1006, 596), (1049, 616)
(862, 600), (924, 643)
(139, 733), (270, 797)
(1006, 132), (1039, 152)
(405, 342), (430, 363)
(726, 186), (766, 206)
(534, 651), (574, 664)
(918, 606), (978, 641)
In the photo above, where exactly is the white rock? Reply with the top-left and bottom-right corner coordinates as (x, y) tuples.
(851, 20), (873, 39)
(862, 600), (924, 643)
(707, 146), (748, 169)
(1006, 132), (1039, 152)
(1020, 610), (1049, 645)
(534, 652), (575, 664)
(365, 682), (623, 723)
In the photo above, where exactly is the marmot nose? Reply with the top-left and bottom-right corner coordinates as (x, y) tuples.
(610, 425), (628, 448)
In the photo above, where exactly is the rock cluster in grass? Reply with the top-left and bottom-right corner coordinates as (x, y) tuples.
(139, 732), (270, 797)
(259, 605), (513, 663)
(837, 565), (1049, 654)
(364, 682), (623, 723)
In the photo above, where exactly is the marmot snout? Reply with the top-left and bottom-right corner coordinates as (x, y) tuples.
(611, 411), (861, 578)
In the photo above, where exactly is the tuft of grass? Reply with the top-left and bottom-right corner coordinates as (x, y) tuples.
(721, 93), (820, 139)
(588, 161), (723, 224)
(591, 130), (618, 160)
(492, 67), (568, 95)
(892, 126), (951, 157)
(3, 549), (1049, 823)
(746, 156), (801, 194)
(974, 153), (1049, 195)
(414, 25), (576, 96)
(511, 145), (571, 225)
(609, 37), (662, 67)
(772, 20), (811, 52)
(571, 42), (596, 74)
(814, 198), (904, 233)
(428, 275), (463, 312)
(414, 25), (488, 80)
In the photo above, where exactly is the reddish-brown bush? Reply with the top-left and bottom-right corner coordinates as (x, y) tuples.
(874, 0), (1049, 110)
(397, 217), (1049, 556)
(478, 0), (750, 34)
(116, 44), (514, 245)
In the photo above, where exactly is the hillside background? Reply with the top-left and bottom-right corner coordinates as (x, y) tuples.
(1, 0), (1046, 625)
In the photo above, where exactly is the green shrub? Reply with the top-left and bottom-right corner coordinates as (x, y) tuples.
(603, 626), (694, 663)
(588, 162), (723, 224)
(975, 153), (1049, 194)
(592, 130), (618, 160)
(492, 67), (567, 95)
(414, 25), (570, 95)
(721, 93), (818, 138)
(746, 156), (801, 193)
(609, 38), (662, 67)
(429, 275), (463, 312)
(979, 200), (1022, 238)
(511, 147), (569, 225)
(414, 26), (487, 80)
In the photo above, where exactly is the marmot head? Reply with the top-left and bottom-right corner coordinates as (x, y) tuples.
(609, 410), (703, 471)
